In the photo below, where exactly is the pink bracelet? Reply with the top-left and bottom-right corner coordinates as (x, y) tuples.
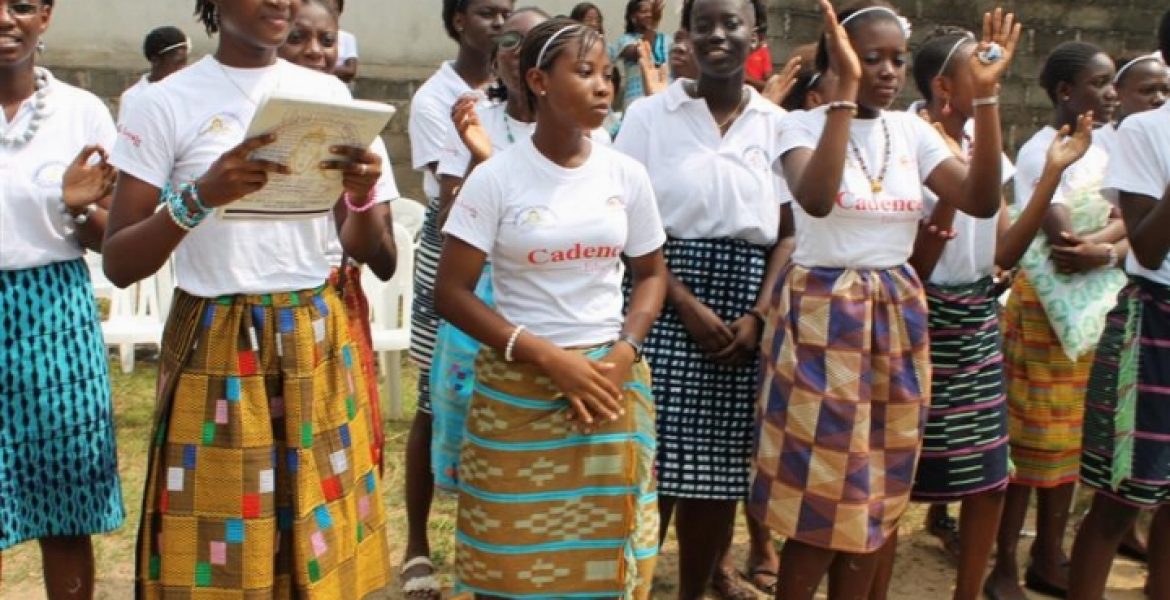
(344, 189), (377, 213)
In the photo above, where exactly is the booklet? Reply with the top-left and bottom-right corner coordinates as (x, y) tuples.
(218, 93), (396, 220)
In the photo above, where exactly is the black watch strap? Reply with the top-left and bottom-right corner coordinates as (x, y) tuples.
(617, 332), (644, 361)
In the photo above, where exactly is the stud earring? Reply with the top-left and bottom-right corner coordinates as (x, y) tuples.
(941, 99), (952, 117)
(36, 40), (45, 54)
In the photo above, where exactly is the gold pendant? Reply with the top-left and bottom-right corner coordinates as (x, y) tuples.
(871, 181), (883, 194)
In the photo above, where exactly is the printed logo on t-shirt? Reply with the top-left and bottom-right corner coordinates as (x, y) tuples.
(511, 206), (557, 230)
(527, 243), (624, 267)
(606, 196), (626, 210)
(835, 191), (923, 218)
(199, 113), (245, 139)
(743, 145), (770, 173)
(34, 162), (68, 188)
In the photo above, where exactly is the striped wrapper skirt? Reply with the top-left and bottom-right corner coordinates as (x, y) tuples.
(455, 347), (658, 599)
(1003, 275), (1093, 488)
(642, 237), (768, 500)
(0, 258), (124, 550)
(1081, 277), (1170, 508)
(912, 278), (1009, 502)
(750, 265), (931, 554)
(136, 286), (390, 598)
(409, 197), (443, 413)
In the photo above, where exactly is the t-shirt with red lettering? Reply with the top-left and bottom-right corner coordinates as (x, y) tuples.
(443, 136), (666, 347)
(780, 106), (953, 269)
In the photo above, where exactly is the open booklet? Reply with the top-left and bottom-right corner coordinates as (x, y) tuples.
(218, 93), (396, 220)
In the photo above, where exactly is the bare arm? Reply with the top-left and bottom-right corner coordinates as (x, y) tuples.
(1121, 189), (1170, 270)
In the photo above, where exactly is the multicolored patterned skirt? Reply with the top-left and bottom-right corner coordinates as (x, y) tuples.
(1003, 275), (1093, 488)
(643, 237), (768, 500)
(750, 265), (931, 554)
(136, 286), (390, 598)
(1081, 277), (1170, 508)
(409, 197), (443, 413)
(0, 259), (124, 550)
(329, 264), (384, 472)
(455, 347), (658, 599)
(912, 278), (1009, 502)
(431, 265), (494, 493)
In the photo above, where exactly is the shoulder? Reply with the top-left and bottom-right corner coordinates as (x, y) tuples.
(594, 142), (651, 180)
(278, 60), (350, 98)
(412, 63), (461, 108)
(49, 75), (111, 116)
(1016, 127), (1054, 164)
(1117, 109), (1167, 144)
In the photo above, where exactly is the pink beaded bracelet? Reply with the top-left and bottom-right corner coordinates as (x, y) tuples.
(344, 188), (377, 213)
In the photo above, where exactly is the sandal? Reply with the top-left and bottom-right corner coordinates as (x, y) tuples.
(711, 568), (758, 600)
(927, 513), (962, 563)
(743, 567), (779, 596)
(401, 556), (442, 600)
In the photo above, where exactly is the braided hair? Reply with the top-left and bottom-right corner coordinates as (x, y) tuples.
(912, 26), (976, 101)
(679, 0), (765, 32)
(1038, 41), (1104, 105)
(519, 18), (604, 108)
(195, 0), (218, 35)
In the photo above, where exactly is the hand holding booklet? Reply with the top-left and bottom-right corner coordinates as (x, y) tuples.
(218, 92), (396, 220)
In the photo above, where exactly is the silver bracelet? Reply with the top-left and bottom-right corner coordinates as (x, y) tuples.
(972, 96), (999, 107)
(504, 325), (526, 362)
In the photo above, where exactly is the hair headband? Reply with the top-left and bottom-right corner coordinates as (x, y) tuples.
(808, 71), (823, 90)
(936, 33), (976, 80)
(536, 24), (581, 70)
(1114, 52), (1165, 84)
(839, 6), (912, 39)
(158, 39), (191, 56)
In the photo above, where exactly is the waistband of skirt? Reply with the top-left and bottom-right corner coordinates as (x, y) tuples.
(926, 276), (996, 302)
(178, 283), (331, 308)
(1130, 275), (1170, 304)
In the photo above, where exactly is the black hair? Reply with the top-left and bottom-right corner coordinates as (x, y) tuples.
(195, 0), (218, 35)
(1160, 9), (1170, 59)
(519, 18), (604, 107)
(679, 0), (764, 33)
(1038, 41), (1104, 105)
(335, 0), (344, 12)
(443, 0), (470, 42)
(143, 26), (188, 61)
(780, 43), (820, 111)
(570, 2), (600, 22)
(912, 27), (975, 101)
(486, 6), (552, 102)
(1112, 52), (1159, 88)
(624, 0), (649, 34)
(303, 0), (340, 17)
(814, 1), (900, 73)
(754, 0), (768, 35)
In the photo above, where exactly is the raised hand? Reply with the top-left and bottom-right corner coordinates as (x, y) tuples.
(817, 0), (861, 86)
(451, 94), (492, 164)
(62, 145), (116, 210)
(969, 7), (1022, 94)
(195, 134), (288, 208)
(1046, 112), (1094, 171)
(763, 53), (802, 105)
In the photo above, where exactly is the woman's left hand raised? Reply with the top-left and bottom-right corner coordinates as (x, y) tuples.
(62, 145), (116, 210)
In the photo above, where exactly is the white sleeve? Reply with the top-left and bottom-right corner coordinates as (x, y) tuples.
(1012, 139), (1045, 209)
(110, 88), (175, 189)
(775, 110), (821, 158)
(370, 136), (400, 203)
(343, 32), (359, 60)
(408, 94), (453, 173)
(441, 166), (499, 255)
(1001, 153), (1016, 185)
(1103, 122), (1167, 201)
(911, 116), (955, 184)
(622, 162), (667, 258)
(613, 99), (652, 164)
(436, 126), (472, 179)
(86, 94), (118, 150)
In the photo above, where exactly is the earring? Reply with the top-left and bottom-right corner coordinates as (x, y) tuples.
(941, 99), (952, 117)
(540, 90), (547, 96)
(36, 40), (45, 54)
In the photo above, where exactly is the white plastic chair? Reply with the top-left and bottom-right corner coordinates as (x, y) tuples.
(85, 251), (113, 299)
(101, 262), (170, 373)
(391, 198), (427, 247)
(362, 222), (415, 419)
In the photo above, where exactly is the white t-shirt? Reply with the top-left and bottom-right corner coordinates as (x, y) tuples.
(409, 61), (482, 200)
(918, 118), (1016, 285)
(112, 56), (389, 297)
(437, 102), (611, 179)
(781, 107), (953, 269)
(1094, 123), (1120, 157)
(443, 137), (666, 347)
(1, 70), (117, 271)
(1102, 102), (1170, 285)
(615, 80), (788, 246)
(117, 74), (151, 124)
(1014, 126), (1110, 212)
(336, 31), (359, 66)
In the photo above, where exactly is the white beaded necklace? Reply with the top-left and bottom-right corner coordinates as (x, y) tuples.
(1, 67), (50, 148)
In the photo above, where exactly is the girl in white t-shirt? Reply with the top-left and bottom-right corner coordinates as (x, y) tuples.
(748, 3), (1018, 597)
(1069, 14), (1170, 598)
(438, 18), (668, 599)
(1094, 52), (1170, 156)
(105, 0), (395, 595)
(614, 1), (792, 598)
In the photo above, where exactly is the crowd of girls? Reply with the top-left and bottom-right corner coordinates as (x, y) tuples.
(2, 0), (1168, 599)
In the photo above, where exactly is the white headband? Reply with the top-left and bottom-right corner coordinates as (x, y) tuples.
(535, 25), (581, 70)
(936, 33), (976, 79)
(158, 39), (190, 57)
(839, 7), (912, 39)
(1114, 52), (1165, 84)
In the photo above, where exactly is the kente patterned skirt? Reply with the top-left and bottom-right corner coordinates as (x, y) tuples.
(1003, 275), (1093, 488)
(643, 237), (768, 500)
(455, 347), (658, 599)
(136, 286), (390, 598)
(1081, 277), (1170, 508)
(911, 278), (1010, 502)
(409, 197), (443, 413)
(0, 259), (124, 550)
(750, 265), (931, 554)
(329, 264), (384, 472)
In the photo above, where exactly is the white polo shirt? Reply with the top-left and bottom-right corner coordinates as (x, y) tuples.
(1103, 101), (1170, 286)
(1, 70), (117, 271)
(409, 61), (483, 200)
(615, 79), (788, 246)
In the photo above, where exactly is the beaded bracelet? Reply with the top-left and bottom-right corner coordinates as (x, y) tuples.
(922, 221), (958, 240)
(162, 182), (210, 230)
(344, 188), (378, 213)
(505, 325), (526, 362)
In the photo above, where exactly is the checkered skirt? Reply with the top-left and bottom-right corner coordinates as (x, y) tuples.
(749, 265), (931, 554)
(136, 286), (390, 598)
(643, 237), (768, 499)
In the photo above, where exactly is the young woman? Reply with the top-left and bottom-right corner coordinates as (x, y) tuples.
(118, 25), (190, 123)
(878, 29), (1092, 600)
(0, 1), (123, 597)
(403, 0), (511, 594)
(749, 2), (1016, 598)
(1095, 52), (1169, 155)
(436, 18), (668, 599)
(105, 0), (395, 595)
(570, 1), (605, 34)
(615, 0), (668, 110)
(984, 41), (1131, 600)
(1068, 12), (1170, 599)
(615, 1), (792, 599)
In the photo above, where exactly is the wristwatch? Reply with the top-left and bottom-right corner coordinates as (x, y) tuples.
(617, 332), (644, 362)
(71, 203), (97, 226)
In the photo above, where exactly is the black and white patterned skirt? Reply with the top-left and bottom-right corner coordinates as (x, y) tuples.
(639, 237), (768, 499)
